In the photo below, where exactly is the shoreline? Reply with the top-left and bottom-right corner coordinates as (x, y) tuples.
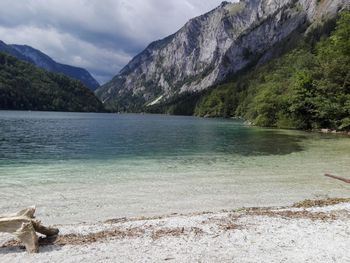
(1, 110), (349, 136)
(1, 197), (350, 262)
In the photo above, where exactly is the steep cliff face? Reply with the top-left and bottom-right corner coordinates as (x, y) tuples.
(96, 0), (348, 112)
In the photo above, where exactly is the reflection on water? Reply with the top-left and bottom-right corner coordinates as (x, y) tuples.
(0, 111), (306, 165)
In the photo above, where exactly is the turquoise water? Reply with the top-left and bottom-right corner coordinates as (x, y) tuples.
(0, 111), (349, 224)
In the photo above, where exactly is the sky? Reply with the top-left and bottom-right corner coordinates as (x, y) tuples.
(0, 0), (227, 84)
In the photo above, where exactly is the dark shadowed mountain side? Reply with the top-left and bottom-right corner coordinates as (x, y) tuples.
(0, 53), (105, 112)
(0, 42), (99, 91)
(0, 41), (33, 64)
(96, 0), (349, 117)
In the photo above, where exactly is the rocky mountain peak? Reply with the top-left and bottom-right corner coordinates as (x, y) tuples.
(96, 0), (349, 112)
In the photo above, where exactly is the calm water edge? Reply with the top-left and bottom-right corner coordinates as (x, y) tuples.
(0, 111), (349, 224)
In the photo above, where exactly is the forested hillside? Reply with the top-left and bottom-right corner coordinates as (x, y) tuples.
(195, 12), (350, 130)
(0, 53), (105, 112)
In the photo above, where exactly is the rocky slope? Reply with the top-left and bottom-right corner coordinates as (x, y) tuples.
(96, 0), (349, 112)
(0, 42), (99, 91)
(194, 9), (350, 130)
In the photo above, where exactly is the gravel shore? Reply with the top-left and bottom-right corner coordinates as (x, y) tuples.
(1, 198), (350, 263)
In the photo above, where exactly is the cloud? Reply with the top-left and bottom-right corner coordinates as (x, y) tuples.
(0, 0), (227, 84)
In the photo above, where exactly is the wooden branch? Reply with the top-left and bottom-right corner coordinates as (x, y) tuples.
(14, 222), (39, 253)
(32, 220), (59, 237)
(324, 174), (350, 184)
(0, 206), (36, 220)
(0, 207), (59, 253)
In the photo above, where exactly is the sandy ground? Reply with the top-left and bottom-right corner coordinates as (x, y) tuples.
(1, 199), (350, 263)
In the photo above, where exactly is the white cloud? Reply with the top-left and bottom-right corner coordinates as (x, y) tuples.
(0, 0), (228, 84)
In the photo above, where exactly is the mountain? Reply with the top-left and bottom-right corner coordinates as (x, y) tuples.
(96, 0), (349, 112)
(195, 11), (350, 130)
(0, 52), (105, 112)
(0, 41), (33, 63)
(0, 41), (99, 91)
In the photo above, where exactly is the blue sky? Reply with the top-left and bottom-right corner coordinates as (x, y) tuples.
(0, 0), (227, 84)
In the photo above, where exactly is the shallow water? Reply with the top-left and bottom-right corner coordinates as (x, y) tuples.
(0, 111), (349, 224)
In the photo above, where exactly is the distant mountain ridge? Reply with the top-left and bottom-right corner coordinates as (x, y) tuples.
(96, 0), (349, 112)
(0, 52), (104, 112)
(0, 41), (99, 91)
(0, 40), (33, 63)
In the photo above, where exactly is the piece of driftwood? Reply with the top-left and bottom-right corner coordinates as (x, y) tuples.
(325, 173), (350, 184)
(0, 207), (59, 253)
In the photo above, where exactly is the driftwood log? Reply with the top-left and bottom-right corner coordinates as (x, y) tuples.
(0, 207), (59, 253)
(325, 174), (350, 184)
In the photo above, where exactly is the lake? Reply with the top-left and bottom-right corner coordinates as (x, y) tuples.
(0, 111), (349, 224)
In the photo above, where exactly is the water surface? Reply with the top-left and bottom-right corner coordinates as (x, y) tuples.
(0, 111), (349, 224)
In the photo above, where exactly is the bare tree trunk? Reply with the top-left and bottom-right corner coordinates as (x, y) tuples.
(325, 173), (350, 184)
(0, 207), (59, 253)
